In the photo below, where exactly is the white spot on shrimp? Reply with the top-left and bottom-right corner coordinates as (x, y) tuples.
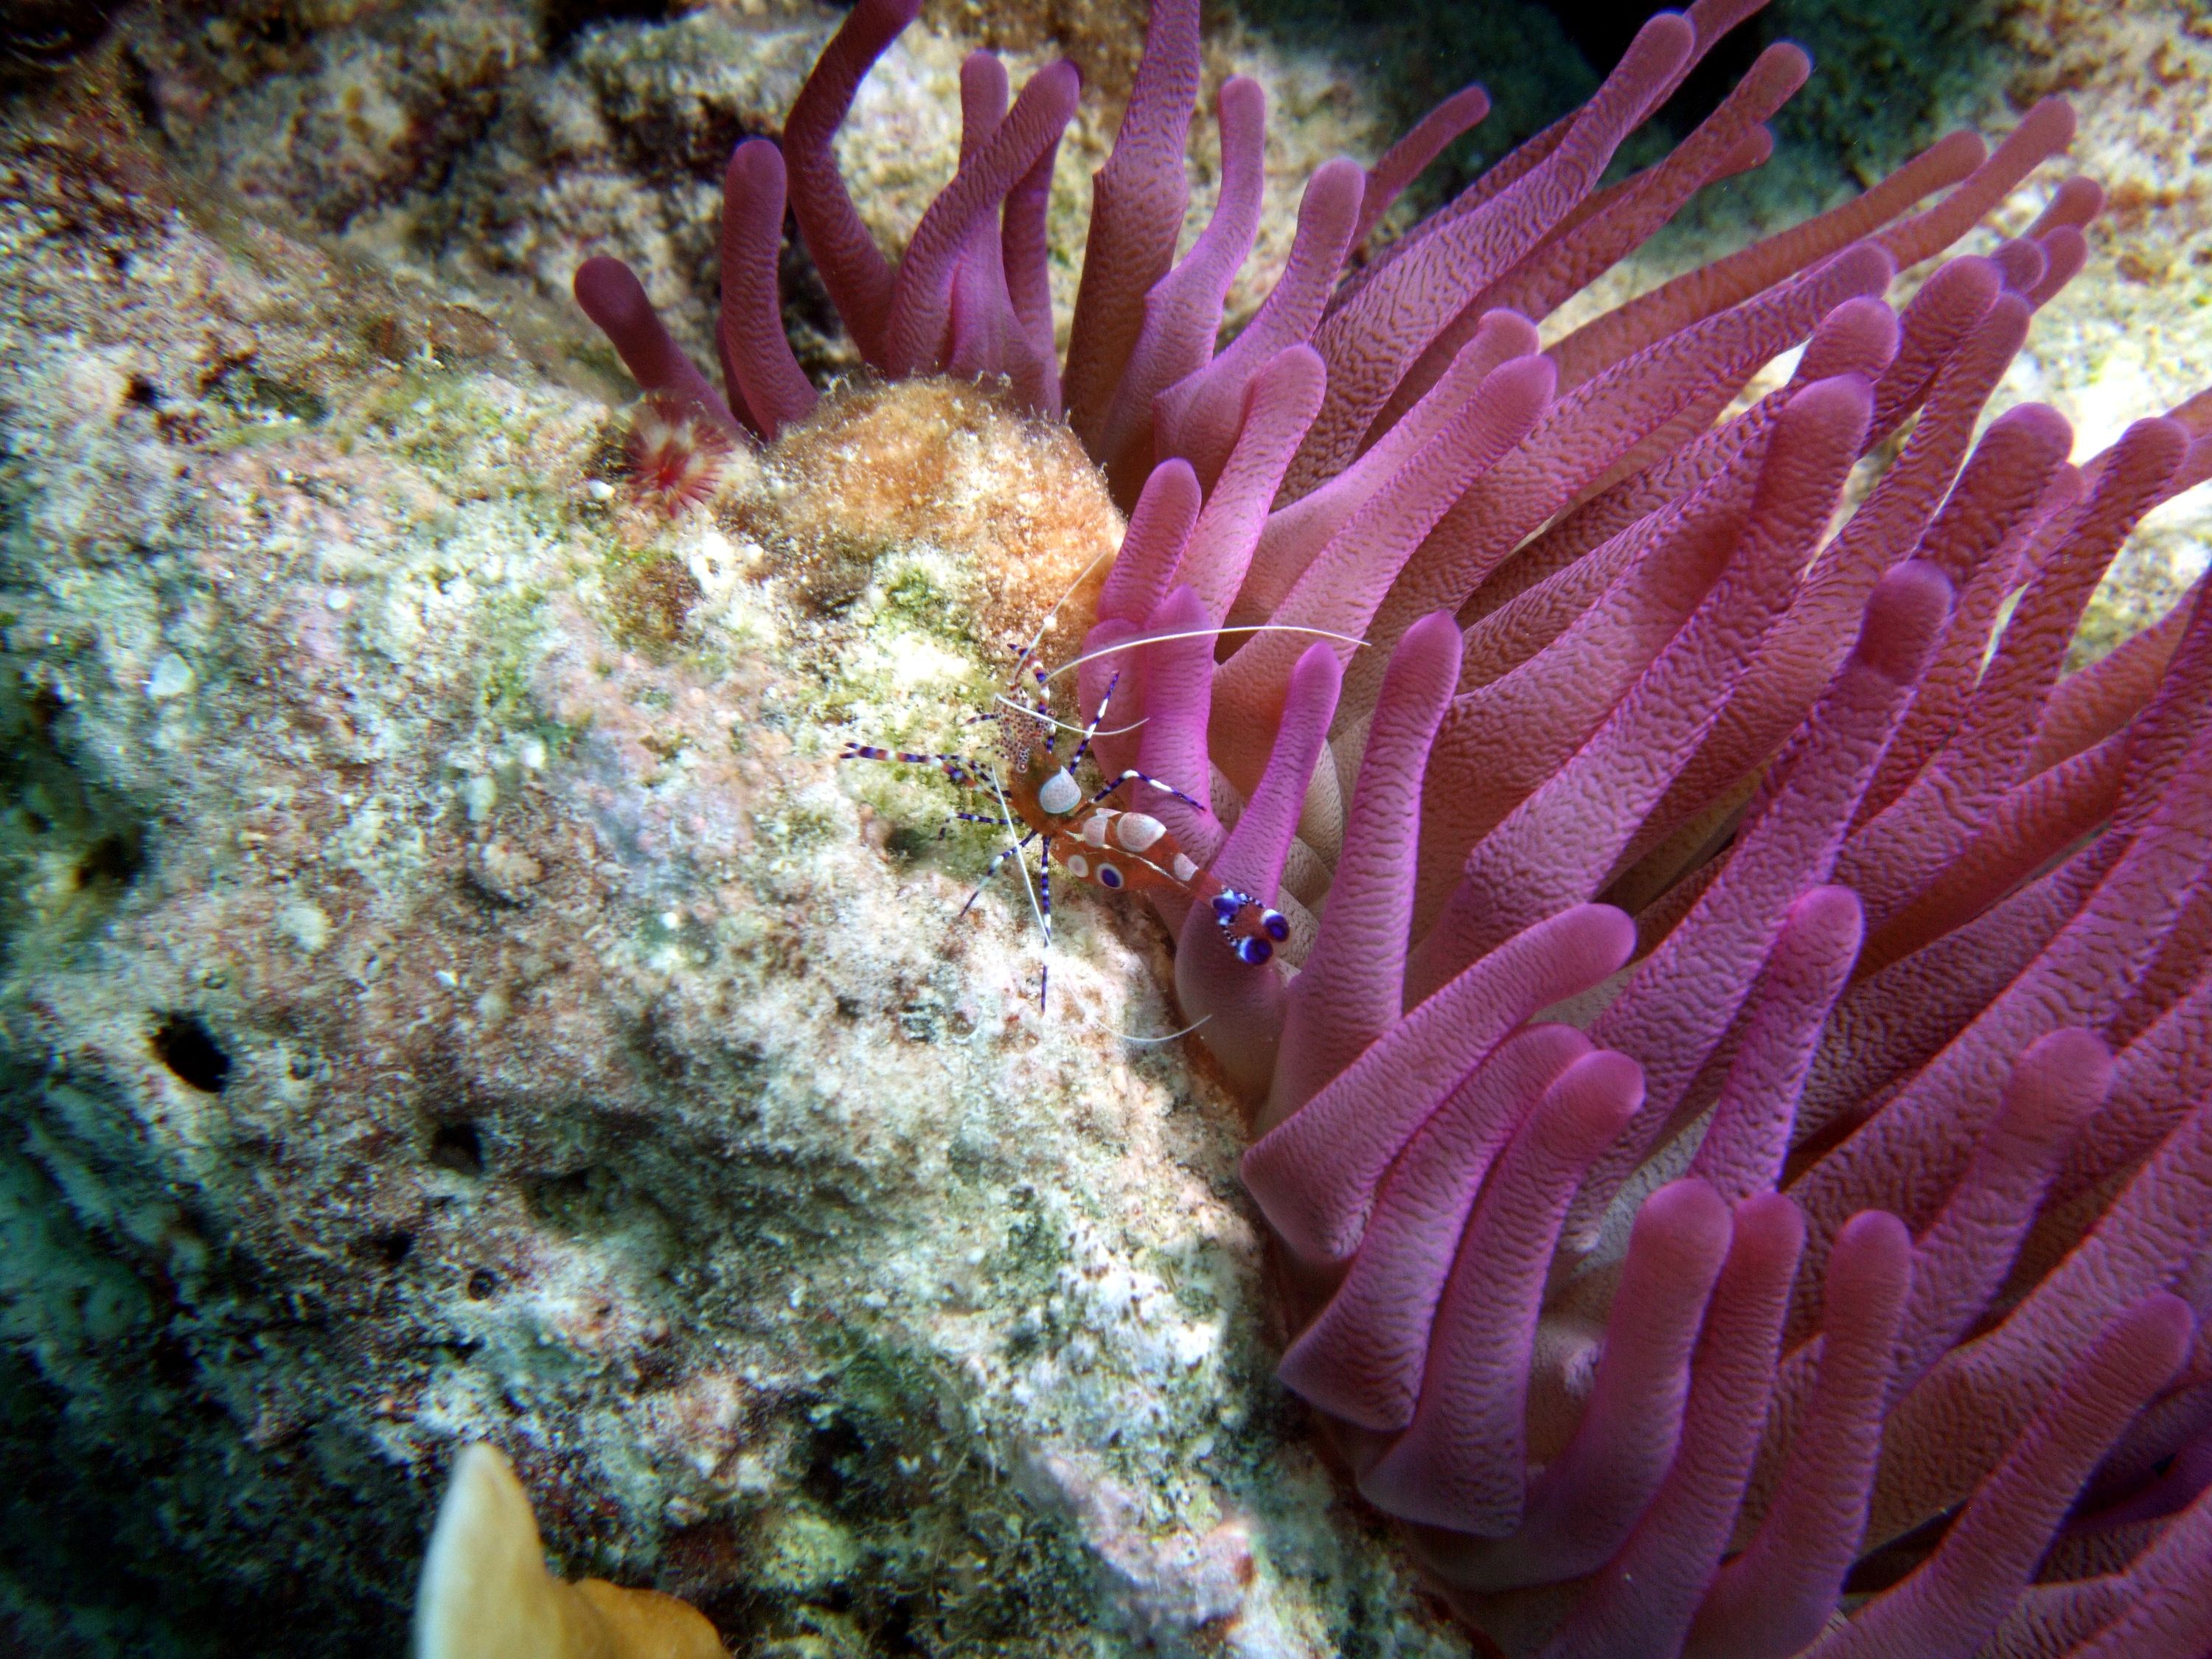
(1038, 770), (1082, 815)
(1065, 853), (1089, 879)
(1172, 853), (1198, 884)
(1082, 812), (1113, 847)
(1116, 813), (1166, 852)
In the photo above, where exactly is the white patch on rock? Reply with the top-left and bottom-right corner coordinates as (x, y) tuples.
(147, 653), (195, 700)
(276, 901), (331, 954)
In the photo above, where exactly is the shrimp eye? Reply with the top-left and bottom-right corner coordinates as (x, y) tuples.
(1037, 769), (1082, 815)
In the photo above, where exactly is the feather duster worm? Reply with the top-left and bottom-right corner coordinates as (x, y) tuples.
(577, 1), (2212, 1652)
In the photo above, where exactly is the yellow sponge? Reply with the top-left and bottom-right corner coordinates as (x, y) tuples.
(413, 1444), (728, 1659)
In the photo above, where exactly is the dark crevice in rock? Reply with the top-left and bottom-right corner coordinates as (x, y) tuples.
(150, 1014), (232, 1095)
(541, 0), (678, 56)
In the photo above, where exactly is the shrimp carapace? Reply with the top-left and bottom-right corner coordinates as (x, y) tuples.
(840, 654), (1289, 1006)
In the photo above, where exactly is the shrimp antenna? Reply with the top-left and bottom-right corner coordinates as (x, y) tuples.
(1043, 623), (1371, 684)
(988, 768), (1053, 1008)
(1009, 544), (1119, 687)
(1094, 1012), (1214, 1046)
(990, 695), (1148, 741)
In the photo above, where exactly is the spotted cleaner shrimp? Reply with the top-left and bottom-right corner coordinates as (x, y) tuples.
(840, 650), (1289, 1011)
(837, 567), (1354, 1010)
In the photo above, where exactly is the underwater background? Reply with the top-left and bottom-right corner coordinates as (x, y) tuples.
(3, 0), (2210, 1654)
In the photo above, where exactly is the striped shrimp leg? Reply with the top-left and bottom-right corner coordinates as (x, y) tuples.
(837, 742), (987, 787)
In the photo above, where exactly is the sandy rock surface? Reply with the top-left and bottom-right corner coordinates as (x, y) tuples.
(1984, 0), (2212, 655)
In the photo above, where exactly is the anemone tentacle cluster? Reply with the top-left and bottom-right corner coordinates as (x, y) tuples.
(577, 1), (2212, 1652)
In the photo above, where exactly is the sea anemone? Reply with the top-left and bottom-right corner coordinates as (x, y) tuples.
(575, 1), (2212, 1652)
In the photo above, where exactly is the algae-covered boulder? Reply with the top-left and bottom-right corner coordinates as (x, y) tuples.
(0, 96), (1450, 1657)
